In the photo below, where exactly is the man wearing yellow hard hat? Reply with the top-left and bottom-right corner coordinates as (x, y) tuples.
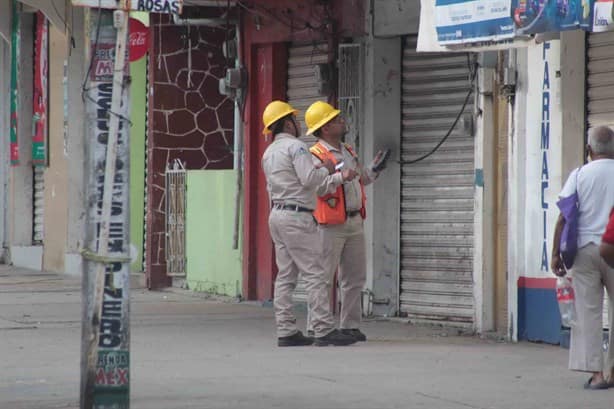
(304, 100), (390, 342)
(261, 100), (358, 347)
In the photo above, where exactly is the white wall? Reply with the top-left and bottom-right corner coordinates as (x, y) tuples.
(43, 23), (69, 273)
(473, 66), (496, 333)
(508, 37), (585, 340)
(65, 7), (87, 276)
(508, 47), (528, 341)
(560, 31), (586, 178)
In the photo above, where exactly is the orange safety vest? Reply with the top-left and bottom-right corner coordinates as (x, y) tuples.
(310, 142), (366, 225)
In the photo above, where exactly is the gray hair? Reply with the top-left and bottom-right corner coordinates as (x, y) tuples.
(588, 126), (614, 155)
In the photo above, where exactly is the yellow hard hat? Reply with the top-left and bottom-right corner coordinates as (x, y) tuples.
(262, 100), (298, 135)
(305, 101), (341, 135)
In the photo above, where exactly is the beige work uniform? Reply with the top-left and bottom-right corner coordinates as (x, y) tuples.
(559, 160), (614, 374)
(308, 140), (377, 330)
(569, 244), (614, 372)
(262, 133), (335, 338)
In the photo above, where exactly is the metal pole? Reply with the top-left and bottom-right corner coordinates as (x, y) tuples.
(232, 21), (243, 251)
(81, 5), (130, 408)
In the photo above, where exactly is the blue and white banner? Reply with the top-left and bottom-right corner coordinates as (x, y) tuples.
(511, 0), (592, 35)
(435, 0), (515, 44)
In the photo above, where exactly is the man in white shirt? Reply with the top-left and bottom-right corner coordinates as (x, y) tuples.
(551, 125), (614, 389)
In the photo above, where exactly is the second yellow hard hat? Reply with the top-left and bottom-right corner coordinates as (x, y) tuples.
(305, 101), (340, 136)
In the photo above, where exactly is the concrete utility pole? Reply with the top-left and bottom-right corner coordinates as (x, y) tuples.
(81, 4), (131, 409)
(72, 1), (182, 408)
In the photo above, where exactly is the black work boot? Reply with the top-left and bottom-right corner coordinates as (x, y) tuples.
(314, 329), (357, 346)
(341, 328), (367, 342)
(278, 331), (314, 347)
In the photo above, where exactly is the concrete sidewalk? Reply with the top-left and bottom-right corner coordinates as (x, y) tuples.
(1, 266), (611, 409)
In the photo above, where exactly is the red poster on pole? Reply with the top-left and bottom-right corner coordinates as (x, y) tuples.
(10, 0), (19, 166)
(129, 18), (149, 62)
(33, 11), (48, 166)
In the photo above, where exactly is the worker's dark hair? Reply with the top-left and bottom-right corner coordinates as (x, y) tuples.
(271, 114), (294, 136)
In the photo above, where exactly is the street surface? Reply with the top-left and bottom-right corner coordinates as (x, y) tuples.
(1, 266), (612, 409)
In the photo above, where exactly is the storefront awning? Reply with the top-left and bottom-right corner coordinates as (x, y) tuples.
(0, 0), (10, 43)
(20, 0), (67, 32)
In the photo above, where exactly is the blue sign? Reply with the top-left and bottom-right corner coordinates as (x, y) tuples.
(435, 0), (515, 44)
(512, 0), (593, 34)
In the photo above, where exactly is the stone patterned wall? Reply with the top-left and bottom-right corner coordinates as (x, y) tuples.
(147, 14), (234, 288)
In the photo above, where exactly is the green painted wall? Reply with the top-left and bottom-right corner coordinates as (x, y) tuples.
(129, 56), (146, 272)
(186, 170), (242, 297)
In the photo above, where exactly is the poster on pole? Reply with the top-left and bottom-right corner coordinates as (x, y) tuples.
(435, 0), (515, 44)
(33, 11), (48, 166)
(82, 10), (131, 408)
(72, 0), (182, 14)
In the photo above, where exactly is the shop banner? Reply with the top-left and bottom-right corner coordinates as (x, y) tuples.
(72, 0), (182, 14)
(435, 0), (515, 44)
(9, 0), (19, 165)
(512, 0), (593, 34)
(33, 12), (48, 166)
(420, 0), (535, 51)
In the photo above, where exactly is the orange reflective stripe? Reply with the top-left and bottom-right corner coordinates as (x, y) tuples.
(344, 144), (358, 159)
(310, 145), (323, 155)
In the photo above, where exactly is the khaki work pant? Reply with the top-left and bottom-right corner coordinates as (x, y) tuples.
(269, 209), (335, 338)
(569, 244), (614, 373)
(308, 214), (366, 331)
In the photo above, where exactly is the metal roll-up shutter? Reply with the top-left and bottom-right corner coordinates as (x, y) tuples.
(33, 167), (45, 243)
(399, 36), (475, 326)
(287, 41), (328, 149)
(287, 41), (329, 304)
(586, 32), (612, 330)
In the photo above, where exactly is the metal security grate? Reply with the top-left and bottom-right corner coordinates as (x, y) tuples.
(33, 166), (45, 243)
(338, 43), (361, 151)
(165, 159), (186, 276)
(399, 35), (475, 326)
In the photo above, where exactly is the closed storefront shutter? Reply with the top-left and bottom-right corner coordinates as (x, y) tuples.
(287, 41), (328, 148)
(586, 32), (612, 330)
(399, 36), (475, 326)
(287, 41), (329, 304)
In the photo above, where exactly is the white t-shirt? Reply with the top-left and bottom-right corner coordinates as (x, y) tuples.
(559, 158), (614, 248)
